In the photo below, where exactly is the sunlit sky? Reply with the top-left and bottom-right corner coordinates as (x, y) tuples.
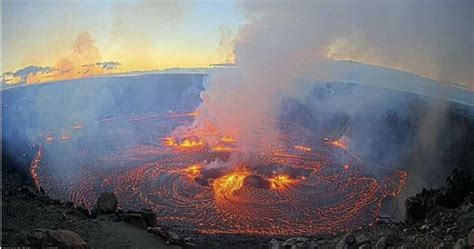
(2, 0), (244, 83)
(2, 0), (473, 87)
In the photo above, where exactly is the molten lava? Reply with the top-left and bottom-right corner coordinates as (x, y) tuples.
(184, 164), (202, 178)
(30, 147), (43, 191)
(329, 138), (348, 149)
(294, 145), (312, 152)
(268, 174), (297, 190)
(220, 134), (236, 143)
(212, 170), (249, 198)
(211, 146), (236, 152)
(45, 135), (54, 142)
(30, 111), (408, 236)
(163, 136), (206, 150)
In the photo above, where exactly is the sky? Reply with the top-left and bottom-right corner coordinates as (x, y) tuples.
(2, 0), (244, 84)
(1, 0), (473, 88)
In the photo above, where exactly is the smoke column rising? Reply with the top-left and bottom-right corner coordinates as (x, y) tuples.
(194, 0), (473, 158)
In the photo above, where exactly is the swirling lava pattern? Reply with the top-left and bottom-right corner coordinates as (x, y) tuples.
(31, 112), (407, 236)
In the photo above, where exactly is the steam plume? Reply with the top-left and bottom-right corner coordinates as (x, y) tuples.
(194, 0), (472, 159)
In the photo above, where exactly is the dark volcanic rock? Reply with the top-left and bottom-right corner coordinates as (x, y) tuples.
(405, 196), (425, 225)
(139, 209), (158, 228)
(27, 229), (87, 249)
(123, 210), (157, 228)
(96, 192), (118, 214)
(336, 233), (358, 249)
(281, 237), (308, 248)
(355, 234), (371, 247)
(405, 169), (474, 225)
(457, 209), (474, 232)
(18, 186), (41, 199)
(148, 226), (168, 238)
(124, 213), (148, 228)
(194, 177), (209, 186)
(469, 229), (474, 248)
(374, 232), (400, 249)
(148, 227), (185, 246)
(75, 203), (89, 215)
(436, 169), (473, 208)
(452, 238), (469, 249)
(268, 238), (280, 249)
(243, 175), (270, 189)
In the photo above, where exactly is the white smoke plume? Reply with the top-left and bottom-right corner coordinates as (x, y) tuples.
(193, 0), (473, 158)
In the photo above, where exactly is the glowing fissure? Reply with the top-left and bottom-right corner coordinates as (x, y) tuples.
(30, 146), (43, 192)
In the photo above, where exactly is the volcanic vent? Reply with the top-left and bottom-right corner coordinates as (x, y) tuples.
(30, 110), (406, 236)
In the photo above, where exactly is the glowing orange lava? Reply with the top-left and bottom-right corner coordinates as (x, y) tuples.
(32, 111), (409, 236)
(330, 138), (348, 149)
(181, 138), (205, 148)
(220, 134), (236, 143)
(163, 137), (176, 146)
(268, 174), (297, 190)
(294, 145), (312, 152)
(163, 137), (206, 150)
(162, 118), (240, 153)
(184, 164), (201, 178)
(45, 135), (54, 142)
(30, 147), (43, 191)
(212, 170), (249, 198)
(211, 146), (236, 152)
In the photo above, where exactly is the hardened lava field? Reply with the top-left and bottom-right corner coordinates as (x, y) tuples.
(30, 111), (407, 236)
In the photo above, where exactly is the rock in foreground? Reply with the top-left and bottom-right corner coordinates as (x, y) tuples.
(96, 192), (118, 214)
(28, 229), (87, 249)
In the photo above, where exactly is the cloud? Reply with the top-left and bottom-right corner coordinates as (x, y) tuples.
(70, 31), (101, 63)
(233, 0), (473, 87)
(3, 32), (121, 85)
(2, 66), (54, 85)
(13, 65), (54, 78)
(95, 61), (121, 71)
